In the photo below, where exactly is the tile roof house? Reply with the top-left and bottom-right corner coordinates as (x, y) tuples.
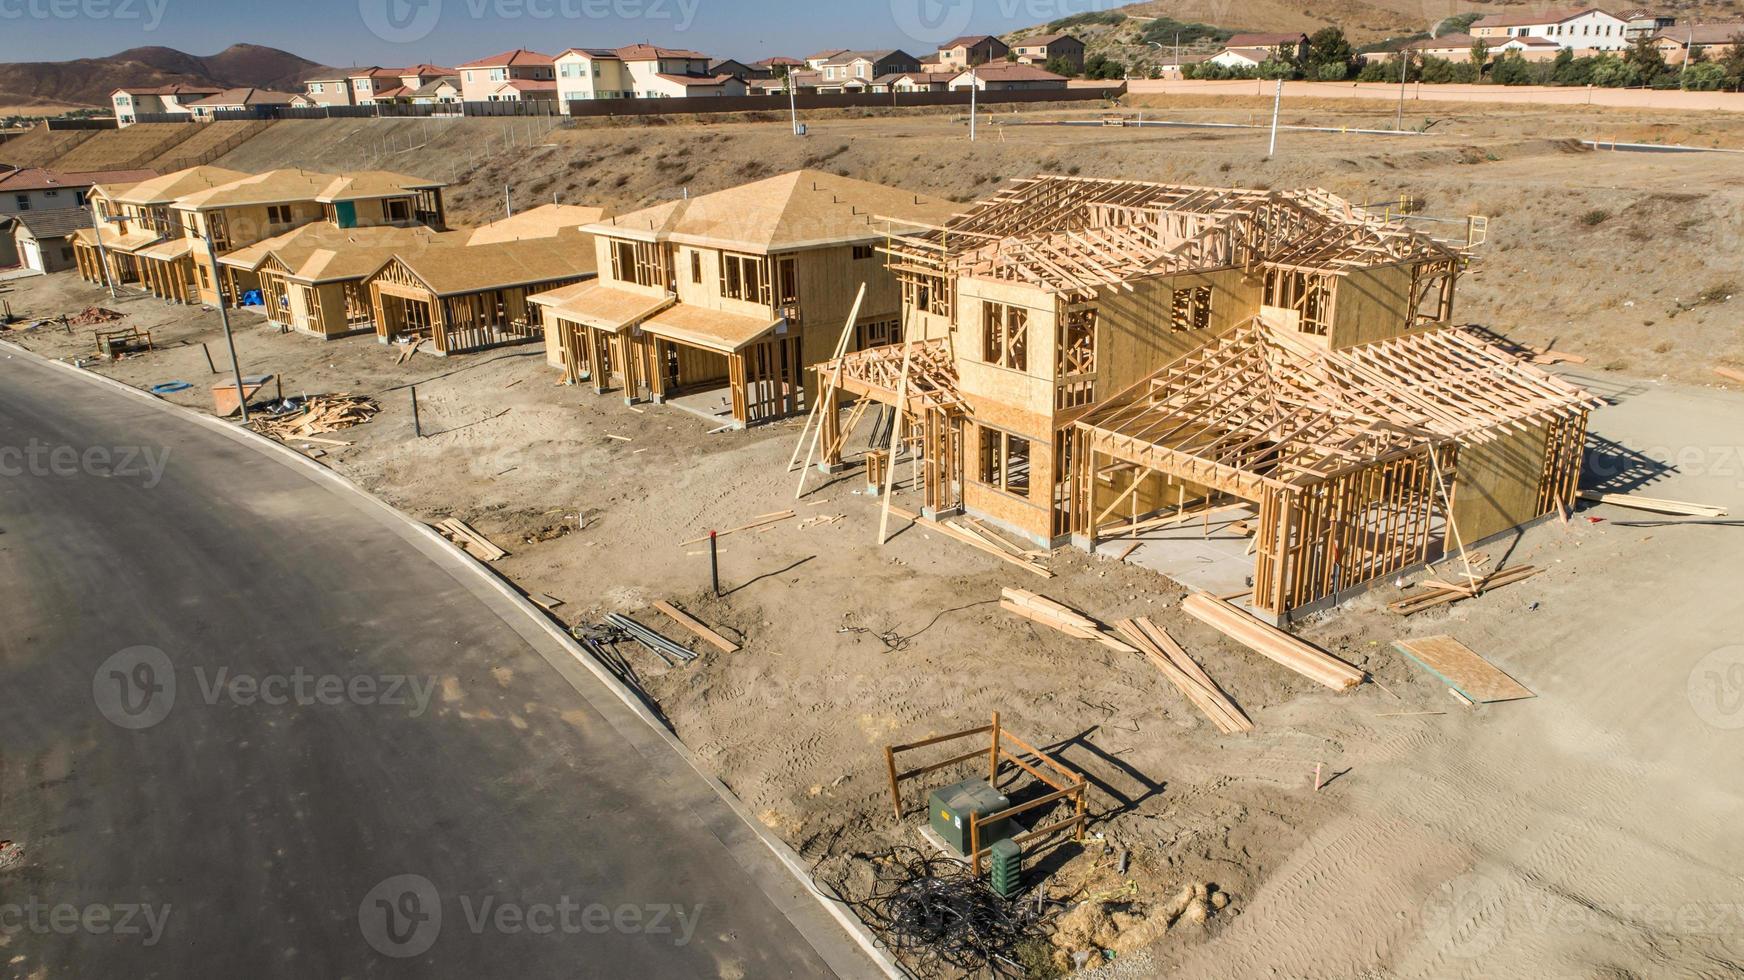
(110, 84), (224, 126)
(183, 87), (302, 119)
(0, 167), (156, 215)
(458, 49), (556, 102)
(1011, 32), (1087, 72)
(947, 64), (1070, 90)
(936, 35), (1011, 68)
(1471, 7), (1632, 50)
(816, 50), (921, 91)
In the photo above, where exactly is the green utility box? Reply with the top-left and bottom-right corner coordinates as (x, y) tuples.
(989, 838), (1023, 898)
(929, 778), (1012, 857)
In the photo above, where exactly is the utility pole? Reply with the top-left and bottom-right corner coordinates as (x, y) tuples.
(1396, 51), (1409, 131)
(969, 65), (978, 141)
(1679, 24), (1693, 84)
(1267, 76), (1283, 157)
(504, 182), (512, 218)
(789, 75), (800, 135)
(202, 224), (250, 424)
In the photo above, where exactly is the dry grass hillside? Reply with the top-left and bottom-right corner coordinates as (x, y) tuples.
(202, 101), (1744, 386)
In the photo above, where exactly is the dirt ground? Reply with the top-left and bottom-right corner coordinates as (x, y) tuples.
(4, 103), (1743, 977)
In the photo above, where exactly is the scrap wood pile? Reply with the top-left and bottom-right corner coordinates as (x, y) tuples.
(1388, 563), (1540, 615)
(67, 306), (124, 326)
(249, 394), (380, 441)
(433, 517), (507, 561)
(817, 845), (1055, 978)
(1112, 617), (1252, 734)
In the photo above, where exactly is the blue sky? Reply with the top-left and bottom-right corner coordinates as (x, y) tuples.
(0, 0), (1125, 66)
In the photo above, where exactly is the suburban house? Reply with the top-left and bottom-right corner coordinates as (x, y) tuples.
(877, 71), (957, 93)
(555, 48), (634, 102)
(363, 231), (596, 356)
(826, 175), (1589, 623)
(458, 49), (556, 102)
(804, 49), (848, 70)
(300, 69), (356, 106)
(346, 67), (406, 105)
(527, 169), (951, 428)
(408, 77), (464, 105)
(110, 84), (223, 126)
(615, 44), (744, 98)
(1471, 8), (1632, 51)
(1210, 47), (1282, 69)
(755, 56), (806, 75)
(708, 58), (770, 81)
(936, 35), (1011, 68)
(218, 222), (461, 337)
(1622, 9), (1678, 38)
(73, 166), (247, 293)
(6, 209), (90, 273)
(947, 64), (1070, 91)
(1, 167), (154, 216)
(1652, 22), (1744, 63)
(1400, 32), (1562, 60)
(816, 50), (921, 91)
(1223, 32), (1312, 61)
(1011, 33), (1086, 72)
(183, 88), (301, 120)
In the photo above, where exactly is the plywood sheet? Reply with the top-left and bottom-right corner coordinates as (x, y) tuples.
(1393, 635), (1534, 703)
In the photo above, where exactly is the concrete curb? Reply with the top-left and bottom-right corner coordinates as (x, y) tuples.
(0, 339), (898, 979)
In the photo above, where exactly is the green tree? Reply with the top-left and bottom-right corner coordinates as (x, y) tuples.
(1044, 56), (1077, 78)
(1307, 27), (1354, 78)
(1083, 54), (1126, 80)
(1682, 61), (1726, 90)
(1721, 33), (1744, 88)
(1490, 51), (1533, 85)
(1624, 35), (1667, 84)
(1469, 38), (1490, 78)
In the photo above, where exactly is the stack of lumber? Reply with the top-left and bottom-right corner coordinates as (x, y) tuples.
(1113, 617), (1252, 734)
(434, 518), (507, 561)
(67, 306), (124, 326)
(250, 394), (380, 440)
(1180, 592), (1365, 691)
(652, 600), (739, 654)
(927, 518), (1052, 578)
(1576, 490), (1726, 518)
(998, 588), (1130, 653)
(1389, 564), (1541, 615)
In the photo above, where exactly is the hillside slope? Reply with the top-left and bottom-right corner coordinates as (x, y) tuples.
(0, 44), (320, 109)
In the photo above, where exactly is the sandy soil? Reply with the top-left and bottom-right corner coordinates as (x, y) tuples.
(5, 105), (1743, 977)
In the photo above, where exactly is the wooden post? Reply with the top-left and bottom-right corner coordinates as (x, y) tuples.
(793, 283), (865, 495)
(878, 338), (917, 545)
(884, 745), (902, 820)
(1074, 777), (1087, 841)
(988, 711), (1001, 787)
(410, 385), (422, 438)
(970, 811), (982, 877)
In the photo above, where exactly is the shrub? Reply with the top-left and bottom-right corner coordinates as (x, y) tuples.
(1579, 209), (1611, 226)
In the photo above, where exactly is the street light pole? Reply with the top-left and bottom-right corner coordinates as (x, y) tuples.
(1396, 51), (1409, 131)
(789, 75), (800, 135)
(969, 65), (978, 141)
(1267, 76), (1283, 157)
(202, 224), (250, 424)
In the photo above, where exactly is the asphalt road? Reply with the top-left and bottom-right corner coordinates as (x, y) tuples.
(0, 348), (877, 978)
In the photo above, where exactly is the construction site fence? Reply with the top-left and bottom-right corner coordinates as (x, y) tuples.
(42, 118), (119, 131)
(127, 85), (1127, 125)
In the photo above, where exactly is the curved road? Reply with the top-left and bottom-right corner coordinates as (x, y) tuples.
(0, 348), (878, 978)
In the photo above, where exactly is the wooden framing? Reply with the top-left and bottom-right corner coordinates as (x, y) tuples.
(1071, 319), (1598, 617)
(882, 712), (1089, 878)
(367, 254), (584, 356)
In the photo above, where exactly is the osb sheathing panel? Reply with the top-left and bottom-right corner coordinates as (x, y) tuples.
(964, 476), (1054, 544)
(1450, 421), (1552, 544)
(1329, 263), (1413, 350)
(955, 276), (1057, 423)
(1094, 269), (1258, 397)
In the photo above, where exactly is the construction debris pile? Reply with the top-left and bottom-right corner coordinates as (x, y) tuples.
(820, 846), (1055, 978)
(248, 394), (380, 441)
(66, 307), (124, 327)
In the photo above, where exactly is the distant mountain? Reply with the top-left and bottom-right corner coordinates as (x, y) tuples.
(0, 44), (322, 110)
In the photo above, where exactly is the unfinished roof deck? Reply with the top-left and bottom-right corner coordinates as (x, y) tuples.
(883, 175), (1463, 302)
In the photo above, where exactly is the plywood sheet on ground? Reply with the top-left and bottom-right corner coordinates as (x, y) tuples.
(1393, 635), (1535, 703)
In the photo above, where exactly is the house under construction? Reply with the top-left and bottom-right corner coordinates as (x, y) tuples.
(819, 176), (1595, 622)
